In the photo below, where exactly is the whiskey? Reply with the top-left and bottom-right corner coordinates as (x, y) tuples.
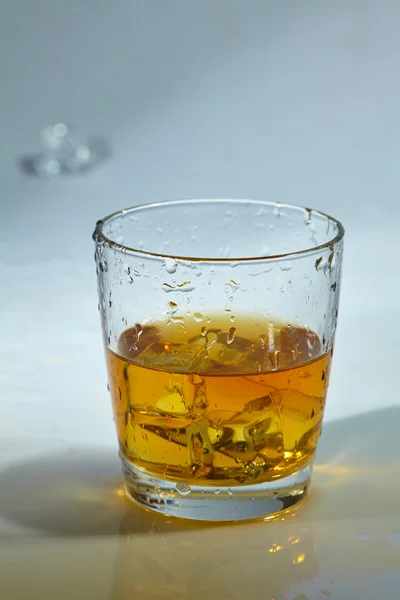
(106, 314), (330, 487)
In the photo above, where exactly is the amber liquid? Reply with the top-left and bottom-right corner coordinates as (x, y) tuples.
(106, 314), (331, 486)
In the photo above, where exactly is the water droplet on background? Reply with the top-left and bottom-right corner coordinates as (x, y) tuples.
(20, 123), (110, 177)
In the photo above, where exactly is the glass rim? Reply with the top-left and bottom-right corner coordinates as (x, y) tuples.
(93, 198), (345, 263)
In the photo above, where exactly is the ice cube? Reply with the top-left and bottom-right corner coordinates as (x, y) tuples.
(296, 421), (322, 456)
(134, 341), (205, 372)
(118, 325), (161, 359)
(278, 389), (321, 423)
(188, 374), (208, 415)
(212, 395), (284, 465)
(186, 418), (214, 476)
(155, 384), (188, 415)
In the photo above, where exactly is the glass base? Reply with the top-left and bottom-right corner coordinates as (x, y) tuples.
(121, 458), (312, 522)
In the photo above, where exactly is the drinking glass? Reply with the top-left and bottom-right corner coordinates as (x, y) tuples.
(93, 199), (344, 521)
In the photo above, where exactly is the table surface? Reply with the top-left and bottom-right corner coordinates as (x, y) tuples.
(1, 2), (400, 599)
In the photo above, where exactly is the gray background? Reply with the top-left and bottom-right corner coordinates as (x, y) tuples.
(1, 1), (399, 427)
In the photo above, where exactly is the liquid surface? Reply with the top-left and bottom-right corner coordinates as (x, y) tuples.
(106, 314), (331, 486)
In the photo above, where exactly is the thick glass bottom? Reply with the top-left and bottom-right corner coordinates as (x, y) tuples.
(121, 457), (312, 522)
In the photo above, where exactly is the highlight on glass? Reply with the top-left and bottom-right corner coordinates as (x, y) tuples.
(93, 199), (344, 521)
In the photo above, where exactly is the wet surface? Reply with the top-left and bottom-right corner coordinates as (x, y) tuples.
(1, 407), (399, 599)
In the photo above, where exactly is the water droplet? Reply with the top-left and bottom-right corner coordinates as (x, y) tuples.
(164, 258), (177, 274)
(229, 315), (235, 323)
(280, 262), (292, 272)
(106, 382), (110, 392)
(304, 207), (312, 225)
(176, 482), (191, 495)
(168, 301), (178, 315)
(214, 489), (221, 495)
(226, 280), (239, 293)
(193, 312), (204, 322)
(227, 327), (236, 344)
(273, 204), (281, 218)
(269, 350), (280, 370)
(328, 250), (335, 272)
(331, 282), (337, 291)
(201, 326), (207, 336)
(315, 256), (323, 271)
(161, 281), (195, 293)
(227, 488), (233, 496)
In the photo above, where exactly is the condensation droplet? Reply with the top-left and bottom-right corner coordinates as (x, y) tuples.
(229, 315), (235, 323)
(168, 301), (178, 315)
(176, 482), (191, 495)
(315, 256), (323, 271)
(227, 488), (233, 496)
(193, 312), (204, 322)
(214, 489), (221, 495)
(273, 204), (281, 218)
(227, 327), (236, 344)
(164, 258), (177, 274)
(280, 262), (292, 272)
(328, 250), (335, 272)
(269, 350), (280, 370)
(162, 281), (196, 293)
(201, 326), (207, 336)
